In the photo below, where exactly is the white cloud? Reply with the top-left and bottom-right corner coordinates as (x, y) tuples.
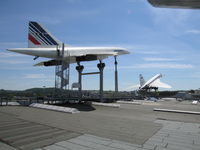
(24, 74), (46, 79)
(134, 49), (182, 55)
(27, 16), (62, 25)
(147, 4), (193, 36)
(0, 66), (33, 70)
(134, 50), (161, 55)
(88, 63), (193, 70)
(122, 44), (180, 55)
(126, 84), (140, 90)
(191, 72), (200, 78)
(186, 29), (200, 34)
(143, 57), (183, 61)
(0, 59), (29, 64)
(0, 42), (26, 48)
(118, 63), (194, 69)
(148, 5), (191, 26)
(0, 52), (25, 58)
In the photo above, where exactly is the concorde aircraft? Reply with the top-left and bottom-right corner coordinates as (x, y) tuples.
(128, 74), (172, 91)
(7, 21), (129, 66)
(148, 0), (200, 9)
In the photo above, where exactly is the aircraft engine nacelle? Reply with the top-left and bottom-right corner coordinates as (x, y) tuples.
(76, 55), (97, 62)
(43, 60), (62, 66)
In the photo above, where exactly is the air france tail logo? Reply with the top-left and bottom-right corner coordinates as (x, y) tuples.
(28, 33), (41, 45)
(28, 21), (59, 46)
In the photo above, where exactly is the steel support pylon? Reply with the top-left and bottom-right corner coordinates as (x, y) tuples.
(55, 43), (70, 91)
(97, 61), (105, 102)
(114, 56), (118, 93)
(76, 63), (84, 101)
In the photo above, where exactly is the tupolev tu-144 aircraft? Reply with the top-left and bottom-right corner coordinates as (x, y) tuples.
(128, 73), (171, 91)
(139, 74), (171, 90)
(7, 21), (129, 66)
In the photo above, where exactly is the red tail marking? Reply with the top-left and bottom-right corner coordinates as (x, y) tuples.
(28, 34), (41, 45)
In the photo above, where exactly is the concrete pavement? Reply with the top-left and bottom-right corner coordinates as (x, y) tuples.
(0, 100), (200, 150)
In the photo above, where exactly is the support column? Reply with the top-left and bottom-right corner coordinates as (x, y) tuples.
(97, 61), (105, 102)
(76, 63), (84, 101)
(60, 43), (65, 89)
(155, 87), (159, 98)
(114, 56), (118, 93)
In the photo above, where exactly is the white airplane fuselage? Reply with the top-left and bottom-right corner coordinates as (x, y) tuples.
(140, 74), (162, 89)
(8, 21), (129, 66)
(8, 46), (129, 62)
(139, 73), (171, 90)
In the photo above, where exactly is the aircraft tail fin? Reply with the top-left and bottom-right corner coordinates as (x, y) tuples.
(28, 21), (61, 48)
(139, 74), (145, 87)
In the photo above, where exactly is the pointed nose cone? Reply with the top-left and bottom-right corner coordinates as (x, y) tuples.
(120, 48), (130, 55)
(123, 49), (130, 55)
(114, 48), (130, 55)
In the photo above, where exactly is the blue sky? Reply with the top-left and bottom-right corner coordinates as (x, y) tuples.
(1, 0), (200, 91)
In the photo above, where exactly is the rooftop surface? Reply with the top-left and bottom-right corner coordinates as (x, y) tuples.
(0, 100), (200, 150)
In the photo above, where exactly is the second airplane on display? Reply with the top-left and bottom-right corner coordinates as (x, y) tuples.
(128, 74), (172, 91)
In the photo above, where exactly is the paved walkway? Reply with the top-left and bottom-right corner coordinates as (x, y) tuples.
(32, 120), (200, 150)
(0, 106), (162, 145)
(0, 103), (200, 150)
(0, 113), (80, 150)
